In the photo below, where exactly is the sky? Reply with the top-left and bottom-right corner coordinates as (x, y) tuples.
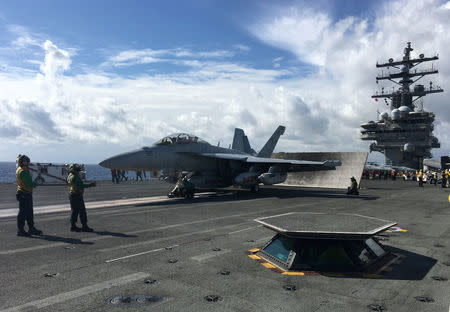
(0, 0), (449, 164)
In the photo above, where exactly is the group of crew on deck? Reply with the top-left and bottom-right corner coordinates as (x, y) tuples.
(15, 154), (96, 237)
(110, 169), (148, 183)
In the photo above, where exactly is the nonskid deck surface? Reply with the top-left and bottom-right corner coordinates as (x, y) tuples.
(0, 179), (448, 312)
(0, 180), (172, 210)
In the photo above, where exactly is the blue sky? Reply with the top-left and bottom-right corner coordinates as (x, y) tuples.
(0, 0), (449, 163)
(0, 0), (376, 75)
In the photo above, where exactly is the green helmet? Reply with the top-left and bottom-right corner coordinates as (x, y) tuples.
(17, 154), (30, 167)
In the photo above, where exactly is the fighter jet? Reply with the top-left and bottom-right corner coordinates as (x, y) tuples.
(99, 126), (341, 192)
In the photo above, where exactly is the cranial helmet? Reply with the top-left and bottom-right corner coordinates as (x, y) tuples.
(17, 154), (30, 167)
(69, 164), (81, 173)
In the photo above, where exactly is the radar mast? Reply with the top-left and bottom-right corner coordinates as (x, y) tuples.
(361, 42), (443, 169)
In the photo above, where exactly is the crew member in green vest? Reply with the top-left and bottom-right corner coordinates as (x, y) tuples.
(67, 164), (96, 232)
(16, 154), (43, 236)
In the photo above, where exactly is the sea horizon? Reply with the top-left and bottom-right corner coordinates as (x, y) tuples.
(0, 161), (148, 183)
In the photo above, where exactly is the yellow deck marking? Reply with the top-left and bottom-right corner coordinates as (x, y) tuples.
(386, 226), (408, 233)
(282, 272), (305, 276)
(249, 248), (260, 253)
(248, 254), (261, 260)
(262, 262), (276, 269)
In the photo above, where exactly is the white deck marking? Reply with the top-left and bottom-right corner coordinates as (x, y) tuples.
(0, 272), (148, 312)
(106, 245), (179, 263)
(1, 203), (311, 255)
(0, 215), (251, 255)
(3, 196), (266, 224)
(228, 225), (262, 234)
(0, 196), (170, 218)
(0, 193), (267, 219)
(105, 220), (269, 262)
(100, 221), (250, 252)
(191, 249), (231, 261)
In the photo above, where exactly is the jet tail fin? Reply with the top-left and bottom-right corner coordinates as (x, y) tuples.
(232, 128), (245, 151)
(232, 128), (256, 155)
(257, 126), (286, 158)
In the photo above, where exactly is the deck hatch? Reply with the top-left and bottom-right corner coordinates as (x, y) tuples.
(254, 213), (396, 272)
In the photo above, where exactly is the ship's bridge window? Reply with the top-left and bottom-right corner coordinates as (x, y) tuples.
(154, 133), (208, 145)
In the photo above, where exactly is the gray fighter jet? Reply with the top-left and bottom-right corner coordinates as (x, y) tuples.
(99, 126), (341, 192)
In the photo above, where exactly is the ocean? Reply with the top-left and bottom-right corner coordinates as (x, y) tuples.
(0, 162), (134, 183)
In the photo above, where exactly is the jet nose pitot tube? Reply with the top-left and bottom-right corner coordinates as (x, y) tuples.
(99, 148), (149, 169)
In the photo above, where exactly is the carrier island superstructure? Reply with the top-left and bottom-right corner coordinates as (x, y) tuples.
(361, 42), (444, 169)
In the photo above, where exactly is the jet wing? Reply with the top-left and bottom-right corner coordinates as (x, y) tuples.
(197, 153), (341, 171)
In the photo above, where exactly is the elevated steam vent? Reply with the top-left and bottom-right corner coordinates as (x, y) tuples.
(253, 212), (398, 275)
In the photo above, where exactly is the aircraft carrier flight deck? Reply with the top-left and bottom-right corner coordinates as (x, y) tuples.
(0, 179), (449, 312)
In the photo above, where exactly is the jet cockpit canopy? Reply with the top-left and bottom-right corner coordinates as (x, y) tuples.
(154, 133), (209, 146)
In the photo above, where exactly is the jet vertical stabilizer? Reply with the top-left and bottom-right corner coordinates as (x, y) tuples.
(257, 126), (286, 158)
(232, 128), (256, 155)
(232, 128), (245, 151)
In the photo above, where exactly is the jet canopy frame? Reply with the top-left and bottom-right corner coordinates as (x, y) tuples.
(154, 133), (209, 146)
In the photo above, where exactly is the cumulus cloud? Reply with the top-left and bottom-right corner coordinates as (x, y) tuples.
(40, 40), (71, 79)
(250, 8), (335, 66)
(0, 100), (61, 141)
(0, 40), (143, 149)
(0, 123), (22, 138)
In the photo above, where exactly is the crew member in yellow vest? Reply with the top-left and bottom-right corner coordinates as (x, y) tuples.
(442, 170), (448, 188)
(432, 171), (438, 186)
(67, 164), (96, 232)
(16, 154), (42, 236)
(418, 169), (424, 187)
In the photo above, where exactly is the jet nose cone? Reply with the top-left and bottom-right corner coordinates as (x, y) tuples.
(98, 154), (123, 169)
(99, 149), (148, 170)
(98, 158), (113, 169)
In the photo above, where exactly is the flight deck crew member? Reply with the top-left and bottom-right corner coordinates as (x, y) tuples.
(441, 170), (447, 188)
(67, 164), (96, 232)
(432, 171), (437, 186)
(346, 177), (359, 195)
(16, 154), (43, 236)
(418, 169), (424, 187)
